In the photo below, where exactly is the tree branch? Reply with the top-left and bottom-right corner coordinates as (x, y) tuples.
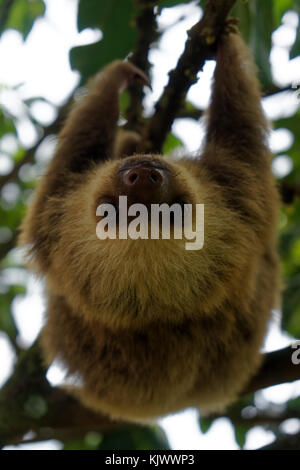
(125, 0), (159, 132)
(258, 431), (300, 450)
(177, 106), (204, 120)
(0, 341), (118, 448)
(211, 407), (300, 431)
(242, 345), (300, 396)
(279, 182), (300, 204)
(139, 0), (237, 153)
(1, 340), (299, 447)
(263, 85), (298, 98)
(225, 410), (300, 428)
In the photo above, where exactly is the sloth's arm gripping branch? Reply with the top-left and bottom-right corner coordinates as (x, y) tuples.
(199, 32), (277, 238)
(18, 62), (149, 266)
(45, 61), (149, 193)
(204, 32), (269, 160)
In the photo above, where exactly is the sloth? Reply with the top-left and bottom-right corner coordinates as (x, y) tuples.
(20, 30), (280, 422)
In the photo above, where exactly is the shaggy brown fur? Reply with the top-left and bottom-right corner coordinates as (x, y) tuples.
(19, 32), (280, 421)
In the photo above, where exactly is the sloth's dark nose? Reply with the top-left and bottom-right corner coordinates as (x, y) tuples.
(116, 158), (172, 206)
(122, 167), (164, 188)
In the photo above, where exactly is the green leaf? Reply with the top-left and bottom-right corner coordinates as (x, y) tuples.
(282, 270), (300, 336)
(97, 425), (170, 451)
(279, 191), (300, 335)
(120, 90), (130, 116)
(64, 427), (169, 451)
(0, 107), (16, 137)
(231, 1), (251, 43)
(163, 133), (183, 154)
(249, 0), (274, 89)
(0, 302), (18, 342)
(290, 1), (300, 58)
(199, 416), (213, 434)
(0, 199), (26, 235)
(0, 285), (25, 342)
(24, 394), (48, 419)
(5, 0), (45, 39)
(231, 1), (274, 87)
(287, 396), (300, 413)
(234, 424), (249, 449)
(293, 0), (300, 9)
(64, 437), (98, 451)
(274, 0), (293, 27)
(70, 0), (137, 83)
(13, 148), (25, 163)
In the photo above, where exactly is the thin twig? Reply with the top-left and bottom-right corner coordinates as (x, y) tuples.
(263, 85), (297, 98)
(126, 0), (159, 132)
(139, 0), (237, 153)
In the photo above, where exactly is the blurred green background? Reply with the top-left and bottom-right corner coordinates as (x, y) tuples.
(0, 0), (300, 450)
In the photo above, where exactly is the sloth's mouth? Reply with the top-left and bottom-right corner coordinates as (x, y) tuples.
(117, 158), (172, 174)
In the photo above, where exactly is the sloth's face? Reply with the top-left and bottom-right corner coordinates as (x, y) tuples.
(47, 154), (237, 329)
(92, 154), (198, 219)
